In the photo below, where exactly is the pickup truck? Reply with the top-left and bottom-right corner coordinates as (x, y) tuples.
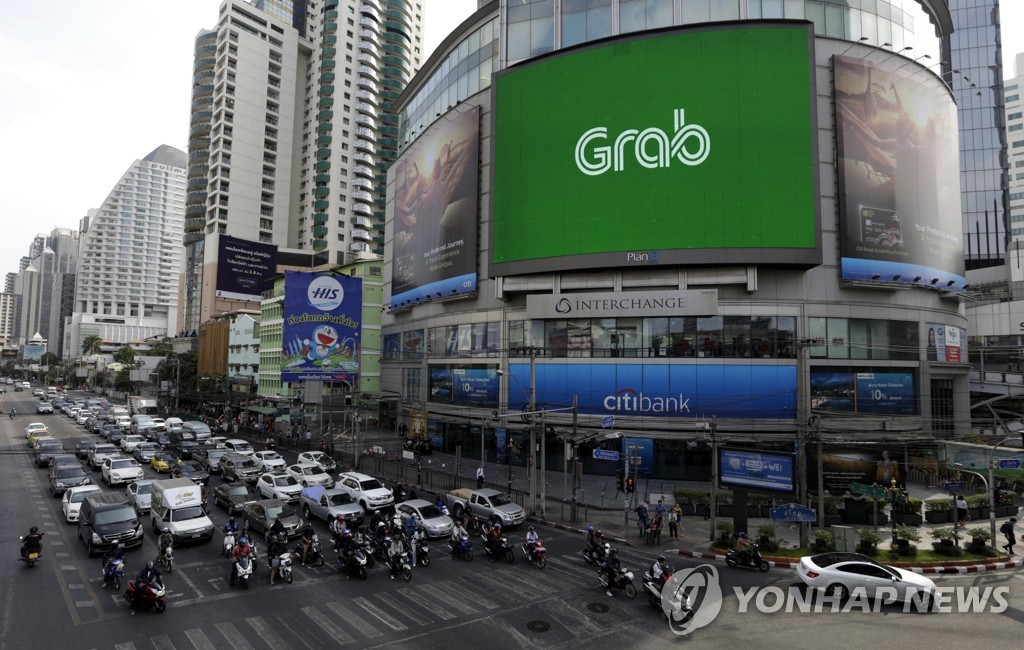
(447, 488), (526, 528)
(299, 486), (364, 527)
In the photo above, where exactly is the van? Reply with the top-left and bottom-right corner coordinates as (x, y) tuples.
(150, 478), (214, 544)
(182, 421), (212, 442)
(78, 492), (144, 556)
(168, 429), (197, 447)
(219, 452), (262, 483)
(131, 414), (155, 434)
(164, 417), (184, 434)
(106, 407), (129, 424)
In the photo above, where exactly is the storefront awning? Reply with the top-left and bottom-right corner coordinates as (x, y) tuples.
(246, 406), (277, 415)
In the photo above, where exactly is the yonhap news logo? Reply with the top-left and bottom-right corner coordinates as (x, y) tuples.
(661, 565), (723, 636)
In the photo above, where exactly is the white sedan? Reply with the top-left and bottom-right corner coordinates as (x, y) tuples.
(120, 435), (147, 452)
(286, 463), (334, 488)
(253, 450), (287, 472)
(76, 410), (93, 425)
(62, 485), (103, 523)
(298, 450), (337, 473)
(102, 456), (145, 486)
(797, 552), (937, 606)
(256, 472), (303, 502)
(149, 418), (166, 431)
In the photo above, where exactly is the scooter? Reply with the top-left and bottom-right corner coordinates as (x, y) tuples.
(413, 538), (430, 567)
(339, 547), (369, 580)
(102, 556), (126, 590)
(276, 551), (294, 584)
(448, 534), (473, 561)
(642, 567), (675, 611)
(223, 531), (237, 556)
(582, 542), (609, 567)
(158, 544), (174, 573)
(232, 554), (255, 589)
(481, 533), (515, 563)
(522, 539), (547, 569)
(599, 567), (637, 599)
(125, 578), (167, 613)
(386, 546), (413, 582)
(725, 544), (770, 572)
(19, 537), (41, 568)
(294, 535), (325, 567)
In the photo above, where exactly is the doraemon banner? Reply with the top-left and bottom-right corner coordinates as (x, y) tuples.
(281, 271), (362, 383)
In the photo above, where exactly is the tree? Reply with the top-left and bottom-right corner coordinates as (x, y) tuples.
(40, 352), (59, 367)
(149, 337), (174, 358)
(113, 346), (137, 367)
(80, 335), (104, 357)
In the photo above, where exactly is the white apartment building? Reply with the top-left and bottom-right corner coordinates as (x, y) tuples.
(64, 145), (187, 358)
(180, 0), (423, 333)
(0, 292), (14, 349)
(1009, 52), (1024, 241)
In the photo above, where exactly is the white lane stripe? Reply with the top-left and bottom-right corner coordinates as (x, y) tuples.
(458, 573), (517, 603)
(442, 578), (501, 609)
(324, 601), (382, 639)
(113, 643), (136, 650)
(413, 583), (478, 615)
(351, 597), (408, 632)
(375, 592), (431, 626)
(213, 622), (256, 650)
(396, 587), (457, 621)
(245, 616), (292, 650)
(300, 605), (356, 645)
(183, 629), (216, 650)
(149, 634), (175, 650)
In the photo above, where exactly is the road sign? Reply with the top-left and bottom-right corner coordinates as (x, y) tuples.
(998, 459), (1022, 469)
(593, 449), (620, 462)
(602, 416), (615, 428)
(770, 504), (817, 522)
(849, 483), (885, 498)
(943, 481), (965, 493)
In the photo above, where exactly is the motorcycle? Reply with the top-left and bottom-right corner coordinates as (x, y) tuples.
(338, 547), (369, 580)
(158, 545), (174, 573)
(481, 533), (515, 563)
(725, 544), (770, 572)
(19, 537), (41, 568)
(448, 534), (473, 561)
(223, 531), (237, 556)
(642, 568), (675, 611)
(103, 556), (126, 590)
(294, 534), (325, 567)
(386, 547), (413, 582)
(582, 543), (609, 567)
(231, 553), (256, 590)
(125, 579), (167, 613)
(599, 567), (637, 599)
(276, 550), (294, 584)
(522, 539), (547, 569)
(413, 538), (430, 567)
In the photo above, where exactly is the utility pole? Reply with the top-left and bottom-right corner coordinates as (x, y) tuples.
(709, 415), (718, 542)
(569, 394), (578, 522)
(815, 416), (824, 529)
(541, 410), (547, 518)
(529, 349), (537, 516)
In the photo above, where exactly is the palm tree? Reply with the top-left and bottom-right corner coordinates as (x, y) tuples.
(80, 335), (104, 357)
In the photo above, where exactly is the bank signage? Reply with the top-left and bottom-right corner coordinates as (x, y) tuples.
(526, 290), (718, 319)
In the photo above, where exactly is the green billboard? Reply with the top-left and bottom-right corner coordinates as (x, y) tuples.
(491, 23), (819, 276)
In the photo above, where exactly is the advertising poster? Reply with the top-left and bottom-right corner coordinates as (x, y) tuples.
(429, 367), (453, 403)
(492, 23), (819, 276)
(622, 437), (654, 479)
(215, 235), (278, 301)
(833, 56), (965, 290)
(810, 370), (915, 415)
(719, 448), (795, 494)
(506, 363), (797, 419)
(23, 342), (46, 361)
(410, 410), (428, 439)
(810, 446), (902, 494)
(496, 427), (507, 465)
(402, 329), (425, 358)
(281, 271), (362, 383)
(428, 366), (499, 407)
(925, 323), (964, 363)
(391, 106), (480, 307)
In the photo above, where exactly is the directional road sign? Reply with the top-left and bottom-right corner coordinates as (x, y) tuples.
(593, 449), (620, 461)
(602, 416), (615, 428)
(998, 458), (1022, 470)
(769, 504), (817, 522)
(943, 481), (965, 493)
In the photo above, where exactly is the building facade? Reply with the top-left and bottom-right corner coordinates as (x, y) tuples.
(0, 292), (15, 349)
(11, 227), (79, 353)
(381, 1), (972, 481)
(1008, 52), (1024, 240)
(64, 145), (186, 359)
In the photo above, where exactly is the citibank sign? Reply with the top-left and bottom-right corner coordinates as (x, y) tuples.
(526, 290), (718, 319)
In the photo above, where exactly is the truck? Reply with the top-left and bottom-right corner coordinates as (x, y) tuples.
(447, 488), (526, 528)
(128, 396), (158, 416)
(150, 478), (215, 544)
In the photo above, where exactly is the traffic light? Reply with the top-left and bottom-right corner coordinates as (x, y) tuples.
(626, 477), (635, 493)
(616, 467), (625, 492)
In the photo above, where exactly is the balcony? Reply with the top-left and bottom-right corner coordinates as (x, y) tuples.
(319, 97), (334, 109)
(352, 176), (373, 190)
(317, 110), (334, 122)
(349, 241), (371, 254)
(317, 122), (333, 134)
(354, 113), (377, 129)
(187, 177), (207, 191)
(316, 148), (332, 159)
(353, 152), (374, 165)
(315, 173), (331, 184)
(188, 163), (209, 177)
(196, 43), (218, 58)
(189, 122), (212, 138)
(351, 228), (373, 242)
(186, 203), (207, 218)
(317, 135), (332, 147)
(323, 34), (337, 46)
(359, 16), (380, 32)
(312, 225), (328, 237)
(354, 139), (375, 154)
(184, 231), (205, 245)
(194, 56), (216, 72)
(313, 212), (329, 224)
(353, 165), (374, 179)
(193, 69), (216, 86)
(186, 190), (208, 205)
(356, 89), (378, 106)
(193, 83), (214, 98)
(352, 202), (373, 216)
(353, 215), (373, 229)
(352, 190), (374, 203)
(359, 29), (380, 45)
(323, 21), (337, 35)
(358, 42), (380, 57)
(357, 52), (379, 69)
(320, 84), (335, 95)
(314, 199), (330, 210)
(325, 9), (339, 20)
(355, 102), (377, 118)
(357, 77), (379, 93)
(314, 186), (331, 198)
(315, 161), (331, 171)
(185, 217), (205, 232)
(191, 109), (213, 126)
(323, 47), (337, 58)
(320, 72), (335, 84)
(357, 65), (379, 81)
(312, 239), (328, 249)
(361, 0), (381, 14)
(321, 58), (336, 70)
(189, 149), (210, 163)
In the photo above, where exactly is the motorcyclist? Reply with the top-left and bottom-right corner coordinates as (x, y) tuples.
(651, 555), (669, 589)
(486, 522), (502, 560)
(299, 523), (315, 566)
(585, 526), (605, 559)
(388, 535), (406, 580)
(523, 525), (539, 559)
(221, 516), (239, 555)
(339, 529), (359, 579)
(229, 536), (254, 587)
(434, 495), (447, 512)
(331, 514), (346, 545)
(603, 548), (621, 597)
(410, 526), (425, 568)
(158, 528), (174, 560)
(404, 513), (418, 538)
(268, 533), (286, 586)
(101, 543), (126, 587)
(393, 482), (407, 503)
(450, 521), (469, 555)
(270, 516), (286, 539)
(735, 531), (753, 563)
(130, 561), (162, 614)
(20, 526), (43, 559)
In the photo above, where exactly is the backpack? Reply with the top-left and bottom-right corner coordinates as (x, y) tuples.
(1000, 521), (1013, 535)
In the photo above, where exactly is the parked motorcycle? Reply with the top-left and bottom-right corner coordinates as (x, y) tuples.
(481, 533), (515, 563)
(19, 536), (41, 568)
(522, 539), (547, 569)
(103, 556), (126, 590)
(725, 544), (770, 572)
(582, 543), (609, 567)
(449, 534), (473, 561)
(599, 567), (637, 599)
(125, 579), (167, 613)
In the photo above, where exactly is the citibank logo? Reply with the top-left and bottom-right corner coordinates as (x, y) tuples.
(575, 108), (710, 176)
(603, 388), (691, 413)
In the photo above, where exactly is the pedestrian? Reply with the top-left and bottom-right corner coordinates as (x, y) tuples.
(636, 500), (649, 538)
(305, 429), (313, 450)
(476, 466), (485, 489)
(655, 498), (668, 520)
(1000, 518), (1017, 555)
(318, 438), (326, 452)
(648, 513), (663, 546)
(955, 494), (969, 528)
(703, 493), (711, 520)
(669, 503), (682, 539)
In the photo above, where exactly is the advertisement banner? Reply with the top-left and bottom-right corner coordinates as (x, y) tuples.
(810, 370), (915, 415)
(833, 56), (965, 290)
(492, 23), (819, 276)
(391, 106), (480, 307)
(215, 235), (278, 301)
(506, 363), (797, 419)
(428, 366), (499, 407)
(719, 448), (795, 494)
(402, 329), (425, 358)
(496, 427), (507, 465)
(23, 342), (46, 361)
(623, 437), (654, 479)
(810, 447), (902, 495)
(281, 271), (362, 383)
(925, 323), (965, 363)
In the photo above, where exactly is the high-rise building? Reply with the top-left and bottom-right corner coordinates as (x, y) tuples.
(943, 0), (1010, 269)
(1007, 52), (1024, 240)
(0, 292), (15, 349)
(64, 145), (186, 358)
(180, 0), (423, 333)
(12, 227), (79, 352)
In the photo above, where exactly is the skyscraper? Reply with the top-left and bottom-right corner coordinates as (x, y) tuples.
(1007, 52), (1024, 241)
(180, 0), (423, 333)
(64, 145), (186, 358)
(12, 227), (79, 353)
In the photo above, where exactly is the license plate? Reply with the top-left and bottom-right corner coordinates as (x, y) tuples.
(192, 533), (201, 539)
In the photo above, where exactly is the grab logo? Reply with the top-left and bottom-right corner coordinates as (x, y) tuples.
(575, 108), (710, 176)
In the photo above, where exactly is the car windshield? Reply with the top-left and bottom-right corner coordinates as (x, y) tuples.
(135, 483), (153, 494)
(301, 466), (323, 476)
(96, 446), (118, 454)
(78, 442), (96, 450)
(491, 494), (512, 507)
(111, 460), (137, 469)
(358, 478), (382, 490)
(328, 493), (355, 506)
(94, 507), (137, 526)
(228, 485), (250, 497)
(418, 505), (443, 519)
(70, 490), (99, 503)
(38, 442), (63, 451)
(265, 505), (295, 520)
(58, 467), (86, 479)
(238, 459), (257, 469)
(172, 506), (206, 521)
(274, 476), (298, 487)
(155, 454), (174, 461)
(810, 552), (878, 568)
(231, 443), (253, 453)
(262, 452), (281, 460)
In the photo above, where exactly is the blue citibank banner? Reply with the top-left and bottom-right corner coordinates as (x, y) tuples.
(281, 271), (362, 383)
(720, 448), (795, 494)
(507, 363), (797, 419)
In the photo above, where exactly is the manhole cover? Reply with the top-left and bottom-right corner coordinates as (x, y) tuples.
(526, 620), (551, 633)
(587, 602), (610, 614)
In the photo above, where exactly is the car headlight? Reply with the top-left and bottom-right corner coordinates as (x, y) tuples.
(92, 532), (102, 543)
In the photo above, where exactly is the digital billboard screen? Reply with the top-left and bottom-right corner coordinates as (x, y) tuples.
(719, 448), (795, 494)
(810, 370), (916, 415)
(833, 55), (964, 290)
(491, 23), (819, 276)
(215, 235), (278, 301)
(281, 271), (362, 383)
(809, 446), (902, 495)
(390, 106), (480, 307)
(428, 365), (499, 407)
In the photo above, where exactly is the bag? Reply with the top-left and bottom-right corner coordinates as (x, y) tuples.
(1000, 522), (1013, 535)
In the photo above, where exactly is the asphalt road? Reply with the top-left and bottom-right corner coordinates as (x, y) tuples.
(2, 390), (1023, 649)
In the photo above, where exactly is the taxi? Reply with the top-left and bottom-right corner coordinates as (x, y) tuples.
(150, 452), (178, 473)
(28, 432), (56, 448)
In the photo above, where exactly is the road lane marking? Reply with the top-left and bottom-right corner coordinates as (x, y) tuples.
(413, 583), (478, 615)
(351, 596), (408, 631)
(245, 616), (292, 650)
(150, 634), (176, 650)
(214, 622), (256, 650)
(439, 578), (500, 609)
(395, 588), (457, 621)
(374, 592), (430, 626)
(184, 629), (217, 650)
(113, 643), (136, 650)
(325, 601), (383, 638)
(300, 606), (355, 645)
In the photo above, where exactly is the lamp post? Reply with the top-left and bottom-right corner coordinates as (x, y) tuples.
(988, 437), (1019, 547)
(709, 416), (718, 542)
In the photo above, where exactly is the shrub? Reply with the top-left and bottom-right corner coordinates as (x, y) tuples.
(965, 527), (991, 542)
(966, 494), (989, 509)
(716, 521), (734, 547)
(814, 528), (835, 551)
(925, 498), (954, 512)
(673, 487), (707, 505)
(893, 525), (921, 543)
(895, 497), (923, 515)
(824, 497), (840, 516)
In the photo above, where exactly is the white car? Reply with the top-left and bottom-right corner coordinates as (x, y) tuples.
(66, 406), (81, 419)
(253, 450), (287, 472)
(114, 415), (132, 431)
(62, 485), (103, 523)
(336, 471), (394, 512)
(149, 418), (166, 431)
(76, 410), (93, 425)
(286, 463), (334, 489)
(256, 471), (303, 502)
(25, 422), (49, 439)
(796, 552), (937, 605)
(126, 479), (156, 514)
(120, 435), (147, 452)
(101, 456), (145, 486)
(223, 438), (255, 456)
(207, 436), (229, 448)
(298, 450), (338, 473)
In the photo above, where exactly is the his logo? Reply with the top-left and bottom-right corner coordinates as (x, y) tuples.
(555, 298), (572, 314)
(307, 276), (345, 311)
(575, 108), (710, 176)
(661, 564), (723, 636)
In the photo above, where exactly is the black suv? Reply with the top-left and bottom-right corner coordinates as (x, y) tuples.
(78, 492), (144, 556)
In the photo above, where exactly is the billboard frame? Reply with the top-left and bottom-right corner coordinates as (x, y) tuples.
(718, 447), (797, 495)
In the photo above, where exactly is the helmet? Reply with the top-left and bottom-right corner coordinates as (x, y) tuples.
(529, 526), (535, 532)
(30, 526), (38, 534)
(162, 528), (169, 534)
(610, 548), (618, 555)
(738, 532), (747, 538)
(229, 516), (235, 523)
(239, 536), (249, 545)
(657, 555), (666, 562)
(146, 561), (155, 570)
(493, 523), (501, 531)
(337, 514), (345, 521)
(596, 529), (603, 536)
(588, 526), (594, 532)
(304, 523), (313, 532)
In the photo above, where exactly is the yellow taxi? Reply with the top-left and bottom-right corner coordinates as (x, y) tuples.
(150, 452), (178, 473)
(25, 422), (49, 439)
(28, 432), (56, 448)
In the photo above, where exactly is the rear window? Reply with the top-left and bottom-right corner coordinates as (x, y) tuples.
(810, 552), (877, 568)
(359, 478), (383, 491)
(111, 460), (137, 469)
(231, 442), (253, 453)
(94, 506), (137, 526)
(58, 467), (86, 479)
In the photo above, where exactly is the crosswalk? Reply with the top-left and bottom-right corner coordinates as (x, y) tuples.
(96, 558), (637, 650)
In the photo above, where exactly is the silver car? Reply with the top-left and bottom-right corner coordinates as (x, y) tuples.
(395, 499), (455, 539)
(126, 479), (156, 514)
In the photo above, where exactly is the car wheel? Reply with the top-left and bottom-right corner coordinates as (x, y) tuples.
(302, 505), (311, 519)
(87, 540), (95, 557)
(826, 583), (850, 601)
